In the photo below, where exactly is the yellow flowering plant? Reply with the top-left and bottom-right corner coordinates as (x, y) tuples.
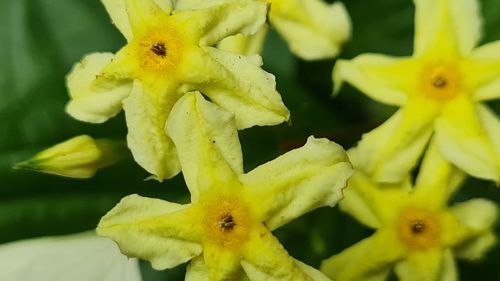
(97, 92), (353, 280)
(321, 144), (498, 281)
(66, 0), (290, 181)
(333, 0), (500, 183)
(4, 0), (500, 279)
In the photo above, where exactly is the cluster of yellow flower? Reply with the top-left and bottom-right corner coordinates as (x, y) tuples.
(15, 0), (499, 280)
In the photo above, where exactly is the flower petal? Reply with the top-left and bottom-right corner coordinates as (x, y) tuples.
(333, 55), (418, 105)
(203, 245), (247, 281)
(181, 47), (289, 129)
(123, 81), (180, 181)
(102, 0), (173, 40)
(435, 99), (500, 183)
(240, 136), (352, 231)
(293, 259), (331, 281)
(270, 0), (351, 60)
(185, 256), (250, 281)
(414, 0), (482, 57)
(185, 256), (209, 281)
(179, 0), (267, 47)
(101, 0), (133, 40)
(166, 92), (243, 201)
(467, 40), (500, 101)
(218, 25), (268, 56)
(97, 194), (203, 270)
(320, 230), (405, 281)
(0, 232), (142, 281)
(66, 53), (132, 123)
(122, 0), (173, 34)
(414, 141), (466, 208)
(394, 249), (457, 281)
(356, 97), (439, 183)
(241, 226), (311, 280)
(451, 198), (498, 260)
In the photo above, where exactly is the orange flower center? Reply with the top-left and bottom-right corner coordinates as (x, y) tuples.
(398, 207), (441, 250)
(133, 26), (184, 73)
(202, 196), (253, 248)
(420, 63), (461, 101)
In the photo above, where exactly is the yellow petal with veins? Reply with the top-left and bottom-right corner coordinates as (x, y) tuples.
(97, 194), (203, 270)
(333, 55), (418, 105)
(66, 53), (132, 123)
(435, 99), (500, 183)
(321, 230), (405, 281)
(414, 0), (482, 57)
(241, 136), (352, 231)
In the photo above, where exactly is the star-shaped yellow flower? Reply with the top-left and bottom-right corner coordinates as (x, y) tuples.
(66, 0), (289, 181)
(333, 0), (500, 183)
(178, 0), (352, 60)
(320, 145), (498, 281)
(97, 92), (352, 280)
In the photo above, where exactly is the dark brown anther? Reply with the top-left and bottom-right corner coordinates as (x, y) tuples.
(219, 214), (236, 232)
(433, 77), (448, 88)
(411, 221), (426, 234)
(151, 43), (167, 57)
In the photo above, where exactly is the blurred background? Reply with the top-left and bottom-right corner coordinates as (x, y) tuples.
(0, 0), (499, 280)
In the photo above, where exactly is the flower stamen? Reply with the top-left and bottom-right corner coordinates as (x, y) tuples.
(219, 214), (236, 232)
(151, 43), (167, 57)
(432, 76), (448, 88)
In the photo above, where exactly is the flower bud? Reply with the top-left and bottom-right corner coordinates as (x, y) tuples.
(14, 135), (128, 179)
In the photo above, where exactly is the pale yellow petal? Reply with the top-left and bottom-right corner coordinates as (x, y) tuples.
(186, 256), (250, 281)
(185, 256), (209, 281)
(181, 47), (289, 129)
(394, 249), (456, 281)
(97, 194), (203, 270)
(356, 97), (439, 183)
(101, 0), (133, 40)
(467, 40), (500, 101)
(123, 81), (180, 181)
(435, 99), (500, 183)
(455, 232), (497, 261)
(102, 0), (173, 40)
(241, 226), (311, 281)
(320, 230), (405, 281)
(166, 92), (242, 201)
(179, 1), (267, 47)
(218, 25), (268, 56)
(240, 136), (352, 231)
(270, 0), (351, 60)
(414, 0), (482, 57)
(203, 245), (246, 281)
(66, 53), (132, 123)
(293, 259), (331, 281)
(333, 55), (419, 105)
(451, 199), (498, 260)
(123, 0), (172, 34)
(414, 141), (465, 208)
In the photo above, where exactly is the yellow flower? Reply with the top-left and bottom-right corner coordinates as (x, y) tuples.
(320, 145), (498, 281)
(179, 0), (352, 60)
(66, 0), (290, 181)
(333, 0), (500, 183)
(14, 135), (127, 179)
(97, 92), (353, 280)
